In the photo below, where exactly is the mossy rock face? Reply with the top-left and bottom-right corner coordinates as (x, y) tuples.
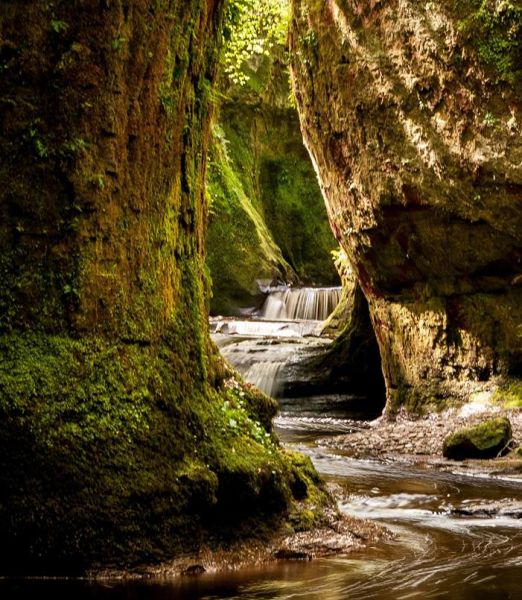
(443, 417), (513, 460)
(0, 0), (331, 574)
(206, 54), (338, 315)
(0, 333), (329, 573)
(206, 124), (293, 315)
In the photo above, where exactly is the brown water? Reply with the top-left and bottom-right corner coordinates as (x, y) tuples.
(2, 328), (522, 599)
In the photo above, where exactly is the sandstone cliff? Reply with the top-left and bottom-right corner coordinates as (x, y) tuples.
(290, 0), (522, 411)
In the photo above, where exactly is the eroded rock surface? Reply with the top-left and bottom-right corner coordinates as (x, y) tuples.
(290, 0), (522, 411)
(0, 0), (330, 574)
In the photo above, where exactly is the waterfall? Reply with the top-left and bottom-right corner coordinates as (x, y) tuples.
(212, 285), (342, 399)
(244, 361), (285, 397)
(210, 318), (322, 337)
(217, 337), (293, 398)
(260, 287), (342, 321)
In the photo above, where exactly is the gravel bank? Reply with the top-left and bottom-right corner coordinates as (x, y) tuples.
(320, 407), (522, 461)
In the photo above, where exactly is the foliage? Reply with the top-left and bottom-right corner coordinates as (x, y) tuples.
(50, 18), (68, 34)
(458, 0), (522, 83)
(223, 0), (290, 85)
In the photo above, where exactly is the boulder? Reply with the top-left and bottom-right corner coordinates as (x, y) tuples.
(443, 417), (512, 460)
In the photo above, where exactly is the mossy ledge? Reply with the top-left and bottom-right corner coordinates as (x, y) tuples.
(0, 333), (329, 574)
(0, 0), (329, 574)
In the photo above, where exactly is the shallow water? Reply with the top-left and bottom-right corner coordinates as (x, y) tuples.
(2, 326), (522, 599)
(5, 412), (521, 600)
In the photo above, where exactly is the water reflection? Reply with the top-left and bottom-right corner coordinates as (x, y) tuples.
(3, 434), (521, 600)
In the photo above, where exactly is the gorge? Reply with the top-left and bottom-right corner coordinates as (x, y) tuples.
(0, 0), (521, 594)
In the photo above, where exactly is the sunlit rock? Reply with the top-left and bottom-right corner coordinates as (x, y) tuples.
(290, 0), (522, 412)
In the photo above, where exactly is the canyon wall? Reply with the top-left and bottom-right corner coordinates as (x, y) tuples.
(207, 54), (338, 315)
(290, 0), (522, 411)
(0, 0), (324, 573)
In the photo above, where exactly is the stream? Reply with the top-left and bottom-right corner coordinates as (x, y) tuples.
(2, 289), (522, 599)
(6, 407), (521, 599)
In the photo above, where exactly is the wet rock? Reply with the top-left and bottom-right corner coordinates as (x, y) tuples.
(273, 549), (312, 560)
(450, 500), (522, 519)
(181, 564), (206, 576)
(443, 417), (513, 460)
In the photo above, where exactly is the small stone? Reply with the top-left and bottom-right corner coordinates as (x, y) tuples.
(274, 548), (312, 560)
(181, 564), (206, 576)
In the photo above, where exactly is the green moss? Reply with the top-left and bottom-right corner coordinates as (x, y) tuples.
(206, 124), (293, 314)
(494, 379), (522, 409)
(401, 390), (453, 415)
(0, 332), (328, 572)
(0, 333), (204, 571)
(457, 0), (522, 84)
(322, 254), (353, 336)
(206, 55), (338, 314)
(283, 449), (330, 531)
(259, 149), (338, 284)
(0, 0), (332, 575)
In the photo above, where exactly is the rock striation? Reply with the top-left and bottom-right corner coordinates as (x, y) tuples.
(290, 0), (522, 412)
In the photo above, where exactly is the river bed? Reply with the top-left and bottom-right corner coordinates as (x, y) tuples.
(2, 312), (521, 599)
(4, 410), (522, 599)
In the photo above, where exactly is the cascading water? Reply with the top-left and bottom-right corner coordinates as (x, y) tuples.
(259, 286), (341, 321)
(244, 361), (285, 398)
(210, 318), (322, 338)
(211, 286), (342, 397)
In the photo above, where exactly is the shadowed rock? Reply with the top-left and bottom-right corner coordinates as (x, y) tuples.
(443, 417), (513, 460)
